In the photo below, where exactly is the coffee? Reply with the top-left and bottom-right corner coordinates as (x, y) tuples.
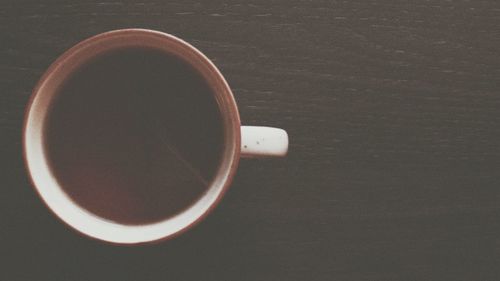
(43, 47), (224, 225)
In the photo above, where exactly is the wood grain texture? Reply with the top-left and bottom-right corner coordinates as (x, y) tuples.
(1, 0), (500, 280)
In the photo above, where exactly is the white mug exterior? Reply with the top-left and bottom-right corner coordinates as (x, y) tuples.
(24, 29), (288, 244)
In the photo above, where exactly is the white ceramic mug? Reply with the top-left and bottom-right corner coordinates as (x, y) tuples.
(23, 29), (288, 245)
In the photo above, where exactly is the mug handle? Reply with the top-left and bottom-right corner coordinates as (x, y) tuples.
(241, 126), (288, 158)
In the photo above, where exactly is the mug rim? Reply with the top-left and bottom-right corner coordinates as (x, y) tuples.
(22, 29), (241, 245)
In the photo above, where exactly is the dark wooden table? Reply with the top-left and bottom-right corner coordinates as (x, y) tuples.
(2, 1), (500, 280)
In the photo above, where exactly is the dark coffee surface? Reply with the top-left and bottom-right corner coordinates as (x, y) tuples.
(43, 47), (224, 225)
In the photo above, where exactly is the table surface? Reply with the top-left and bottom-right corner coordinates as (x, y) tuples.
(1, 1), (500, 280)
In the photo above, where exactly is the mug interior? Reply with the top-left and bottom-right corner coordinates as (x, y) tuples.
(23, 29), (241, 244)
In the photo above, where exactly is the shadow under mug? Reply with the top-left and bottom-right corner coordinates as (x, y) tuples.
(23, 29), (288, 245)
